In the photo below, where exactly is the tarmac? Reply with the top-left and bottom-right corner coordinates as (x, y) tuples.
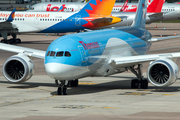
(1, 23), (180, 120)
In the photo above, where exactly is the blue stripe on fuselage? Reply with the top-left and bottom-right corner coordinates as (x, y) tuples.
(39, 14), (88, 33)
(45, 27), (151, 66)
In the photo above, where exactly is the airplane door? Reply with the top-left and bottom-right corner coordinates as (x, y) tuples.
(75, 15), (81, 26)
(78, 46), (87, 65)
(177, 7), (180, 15)
(34, 18), (39, 25)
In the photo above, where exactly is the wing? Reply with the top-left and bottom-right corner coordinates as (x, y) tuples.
(108, 52), (180, 68)
(109, 35), (180, 68)
(149, 35), (180, 42)
(0, 43), (46, 59)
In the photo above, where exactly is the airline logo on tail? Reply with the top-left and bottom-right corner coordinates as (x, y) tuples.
(123, 0), (164, 13)
(78, 0), (120, 29)
(120, 0), (128, 12)
(6, 8), (16, 22)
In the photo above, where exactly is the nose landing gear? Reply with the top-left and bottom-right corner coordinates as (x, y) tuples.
(55, 80), (68, 95)
(55, 79), (79, 95)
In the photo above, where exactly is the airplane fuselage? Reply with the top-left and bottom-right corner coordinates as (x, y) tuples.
(45, 27), (152, 80)
(30, 2), (180, 13)
(0, 11), (92, 33)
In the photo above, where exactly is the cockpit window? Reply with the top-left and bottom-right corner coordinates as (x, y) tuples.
(65, 51), (71, 57)
(56, 51), (64, 57)
(47, 51), (50, 56)
(50, 51), (56, 56)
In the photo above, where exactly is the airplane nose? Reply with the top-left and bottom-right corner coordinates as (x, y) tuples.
(45, 63), (63, 79)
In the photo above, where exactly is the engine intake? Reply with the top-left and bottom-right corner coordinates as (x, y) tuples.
(3, 54), (34, 83)
(147, 59), (179, 87)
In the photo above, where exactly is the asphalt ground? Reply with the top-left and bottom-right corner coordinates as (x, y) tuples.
(1, 23), (180, 120)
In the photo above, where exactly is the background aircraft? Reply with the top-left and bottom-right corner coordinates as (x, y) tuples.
(1, 0), (180, 95)
(0, 0), (121, 44)
(102, 0), (164, 28)
(28, 0), (180, 27)
(29, 0), (180, 13)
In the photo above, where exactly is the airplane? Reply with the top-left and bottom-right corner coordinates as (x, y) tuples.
(104, 0), (164, 28)
(29, 0), (180, 28)
(29, 0), (179, 13)
(1, 0), (180, 95)
(0, 0), (121, 44)
(120, 0), (165, 12)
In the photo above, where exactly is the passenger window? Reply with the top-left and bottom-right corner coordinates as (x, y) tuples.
(47, 51), (50, 56)
(56, 51), (64, 57)
(65, 51), (71, 57)
(50, 51), (56, 56)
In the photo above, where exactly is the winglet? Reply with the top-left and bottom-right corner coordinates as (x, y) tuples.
(131, 0), (147, 29)
(120, 0), (128, 12)
(78, 0), (116, 17)
(6, 8), (16, 22)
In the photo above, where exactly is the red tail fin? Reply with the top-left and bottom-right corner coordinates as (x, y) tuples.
(147, 0), (164, 13)
(124, 0), (164, 13)
(120, 0), (128, 12)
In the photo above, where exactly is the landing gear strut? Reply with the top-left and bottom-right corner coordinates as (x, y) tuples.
(0, 34), (21, 44)
(55, 80), (68, 95)
(128, 64), (148, 89)
(68, 79), (78, 87)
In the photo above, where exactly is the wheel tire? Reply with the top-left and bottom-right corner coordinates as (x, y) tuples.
(63, 87), (67, 95)
(74, 79), (78, 87)
(69, 79), (78, 87)
(57, 87), (62, 95)
(9, 39), (15, 44)
(7, 40), (13, 44)
(141, 79), (148, 89)
(16, 38), (21, 43)
(131, 79), (139, 88)
(1, 39), (6, 43)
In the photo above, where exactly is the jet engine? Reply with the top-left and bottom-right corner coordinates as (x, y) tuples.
(3, 54), (35, 83)
(147, 59), (179, 87)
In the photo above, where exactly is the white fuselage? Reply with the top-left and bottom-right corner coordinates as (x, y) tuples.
(0, 11), (77, 33)
(29, 2), (180, 13)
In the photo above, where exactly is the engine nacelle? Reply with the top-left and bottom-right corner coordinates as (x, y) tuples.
(3, 54), (35, 83)
(147, 59), (179, 87)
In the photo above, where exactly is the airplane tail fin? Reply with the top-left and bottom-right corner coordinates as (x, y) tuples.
(120, 0), (128, 12)
(78, 0), (116, 17)
(131, 0), (147, 29)
(58, 4), (66, 12)
(6, 8), (16, 22)
(147, 0), (164, 13)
